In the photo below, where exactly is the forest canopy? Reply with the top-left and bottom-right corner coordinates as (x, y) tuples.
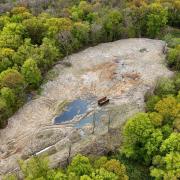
(0, 0), (180, 179)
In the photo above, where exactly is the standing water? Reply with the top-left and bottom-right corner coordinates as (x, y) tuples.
(54, 99), (88, 124)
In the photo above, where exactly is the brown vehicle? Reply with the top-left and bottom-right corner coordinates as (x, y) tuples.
(98, 97), (109, 106)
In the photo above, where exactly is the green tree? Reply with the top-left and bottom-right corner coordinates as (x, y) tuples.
(23, 17), (47, 45)
(39, 38), (60, 71)
(151, 152), (180, 180)
(0, 97), (8, 128)
(160, 133), (180, 154)
(0, 48), (15, 72)
(21, 58), (42, 88)
(146, 95), (161, 112)
(146, 3), (168, 38)
(19, 155), (54, 180)
(12, 38), (37, 66)
(68, 154), (93, 176)
(0, 69), (24, 89)
(0, 15), (10, 30)
(155, 96), (180, 119)
(91, 168), (119, 180)
(122, 113), (157, 163)
(0, 23), (26, 50)
(103, 159), (128, 180)
(148, 112), (163, 127)
(71, 22), (90, 48)
(154, 78), (176, 97)
(1, 87), (16, 108)
(103, 10), (123, 41)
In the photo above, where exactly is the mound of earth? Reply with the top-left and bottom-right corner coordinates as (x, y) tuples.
(0, 38), (173, 175)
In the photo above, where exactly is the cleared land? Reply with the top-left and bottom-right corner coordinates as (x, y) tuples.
(0, 38), (173, 175)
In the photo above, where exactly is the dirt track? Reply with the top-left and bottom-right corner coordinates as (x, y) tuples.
(0, 38), (173, 175)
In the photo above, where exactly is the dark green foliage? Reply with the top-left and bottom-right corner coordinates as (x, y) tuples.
(116, 154), (153, 180)
(146, 95), (160, 112)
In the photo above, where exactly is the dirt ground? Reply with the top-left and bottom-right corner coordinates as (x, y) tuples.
(0, 38), (173, 175)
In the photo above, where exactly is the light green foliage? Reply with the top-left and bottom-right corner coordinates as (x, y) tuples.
(0, 48), (15, 72)
(151, 152), (180, 180)
(146, 3), (168, 38)
(144, 129), (163, 161)
(93, 156), (108, 169)
(68, 154), (93, 176)
(155, 78), (176, 97)
(70, 1), (93, 22)
(155, 96), (179, 119)
(91, 168), (119, 180)
(39, 38), (60, 71)
(54, 172), (67, 180)
(23, 17), (47, 44)
(167, 46), (180, 70)
(128, 2), (168, 38)
(12, 38), (37, 66)
(0, 16), (10, 30)
(10, 6), (32, 23)
(0, 33), (23, 50)
(4, 154), (127, 180)
(0, 22), (26, 50)
(103, 10), (123, 41)
(80, 175), (92, 180)
(72, 22), (90, 48)
(2, 174), (17, 180)
(160, 133), (180, 154)
(1, 87), (16, 108)
(46, 17), (72, 38)
(122, 113), (156, 162)
(123, 113), (154, 144)
(124, 78), (180, 178)
(19, 155), (54, 180)
(174, 73), (180, 91)
(21, 58), (42, 88)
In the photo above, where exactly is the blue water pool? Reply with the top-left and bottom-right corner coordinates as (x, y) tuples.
(75, 110), (106, 129)
(54, 99), (88, 124)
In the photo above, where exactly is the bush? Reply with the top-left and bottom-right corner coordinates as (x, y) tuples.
(0, 69), (24, 89)
(146, 95), (160, 112)
(21, 58), (42, 88)
(67, 154), (93, 176)
(148, 112), (163, 127)
(0, 97), (8, 128)
(154, 78), (176, 97)
(173, 73), (180, 91)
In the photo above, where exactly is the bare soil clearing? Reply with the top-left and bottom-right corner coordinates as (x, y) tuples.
(0, 38), (173, 175)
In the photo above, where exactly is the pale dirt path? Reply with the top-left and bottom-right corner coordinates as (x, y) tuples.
(0, 38), (173, 175)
